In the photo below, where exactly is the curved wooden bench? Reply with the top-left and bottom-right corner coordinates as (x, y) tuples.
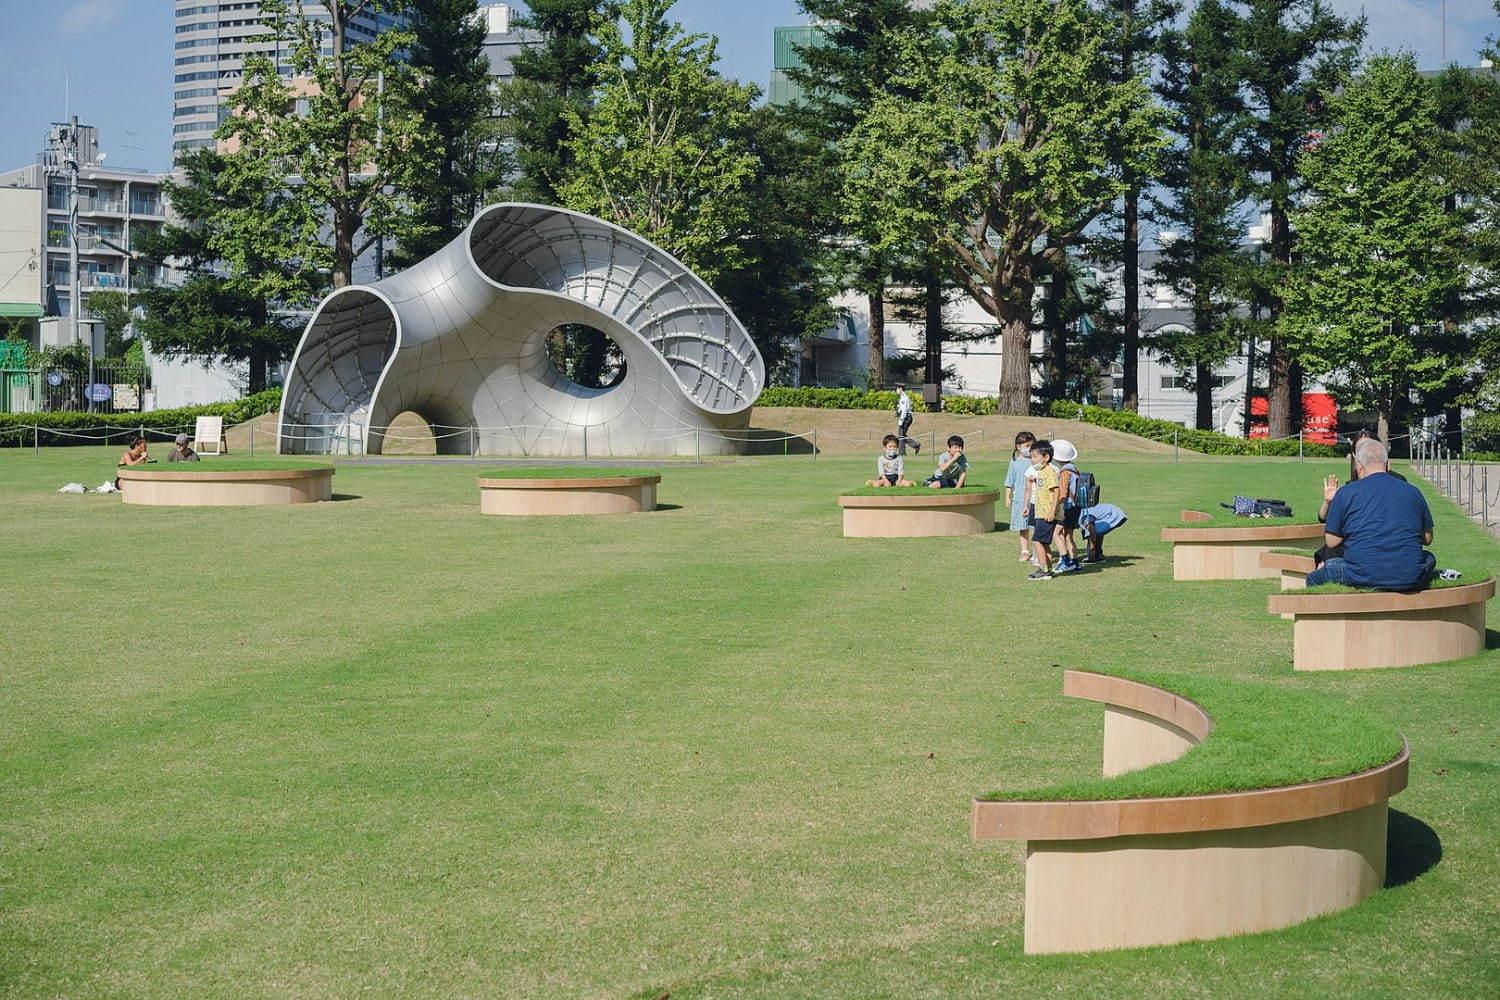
(1161, 521), (1323, 580)
(837, 490), (999, 537)
(1180, 509), (1215, 522)
(971, 669), (1408, 954)
(1268, 578), (1495, 671)
(1261, 550), (1316, 589)
(119, 466), (334, 506)
(477, 474), (659, 515)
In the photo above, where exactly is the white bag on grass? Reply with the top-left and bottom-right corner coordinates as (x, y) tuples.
(57, 482), (87, 493)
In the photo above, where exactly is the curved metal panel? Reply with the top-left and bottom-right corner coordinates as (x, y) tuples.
(279, 203), (765, 457)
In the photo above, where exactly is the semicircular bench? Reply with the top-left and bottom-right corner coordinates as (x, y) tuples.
(477, 474), (660, 515)
(118, 466), (334, 506)
(1162, 514), (1323, 580)
(837, 490), (999, 538)
(971, 669), (1408, 955)
(1267, 578), (1495, 671)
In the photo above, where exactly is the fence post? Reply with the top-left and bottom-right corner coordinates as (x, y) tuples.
(1173, 429), (1179, 462)
(695, 427), (701, 463)
(813, 428), (819, 459)
(249, 424), (255, 456)
(1299, 430), (1304, 461)
(34, 425), (39, 453)
(783, 433), (788, 457)
(583, 424), (588, 460)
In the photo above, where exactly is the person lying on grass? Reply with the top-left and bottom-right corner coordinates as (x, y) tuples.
(866, 434), (915, 487)
(925, 435), (969, 489)
(1306, 438), (1435, 591)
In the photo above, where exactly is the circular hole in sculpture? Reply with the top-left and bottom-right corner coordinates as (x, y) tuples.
(545, 325), (626, 390)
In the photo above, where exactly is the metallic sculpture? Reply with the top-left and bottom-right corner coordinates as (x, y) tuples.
(279, 204), (764, 456)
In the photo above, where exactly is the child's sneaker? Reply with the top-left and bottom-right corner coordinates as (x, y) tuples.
(1055, 558), (1080, 574)
(1026, 569), (1054, 581)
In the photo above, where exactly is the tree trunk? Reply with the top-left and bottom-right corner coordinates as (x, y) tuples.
(333, 210), (356, 290)
(867, 286), (885, 389)
(996, 279), (1035, 415)
(924, 270), (943, 387)
(1266, 174), (1293, 439)
(248, 346), (267, 394)
(1043, 251), (1069, 401)
(1119, 2), (1139, 413)
(1195, 361), (1213, 431)
(1377, 407), (1390, 449)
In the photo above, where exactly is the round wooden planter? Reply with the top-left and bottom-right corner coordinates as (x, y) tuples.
(837, 490), (1000, 537)
(971, 670), (1409, 955)
(118, 466), (334, 506)
(1268, 578), (1495, 671)
(477, 474), (660, 515)
(1161, 518), (1324, 580)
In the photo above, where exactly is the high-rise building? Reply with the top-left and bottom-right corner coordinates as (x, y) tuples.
(479, 4), (540, 91)
(769, 24), (826, 108)
(171, 1), (409, 158)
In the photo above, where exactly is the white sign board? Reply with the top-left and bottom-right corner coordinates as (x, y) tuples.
(195, 415), (224, 455)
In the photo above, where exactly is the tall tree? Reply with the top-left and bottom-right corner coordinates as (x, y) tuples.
(558, 0), (758, 286)
(1281, 53), (1463, 446)
(842, 0), (1166, 414)
(133, 150), (322, 392)
(395, 0), (506, 266)
(502, 0), (618, 205)
(790, 1), (932, 390)
(1150, 0), (1248, 430)
(1101, 0), (1178, 412)
(220, 0), (430, 289)
(1233, 0), (1364, 438)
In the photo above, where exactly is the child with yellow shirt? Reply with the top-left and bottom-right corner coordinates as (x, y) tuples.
(1026, 440), (1061, 580)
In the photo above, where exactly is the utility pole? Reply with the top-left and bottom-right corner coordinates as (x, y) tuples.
(57, 116), (94, 412)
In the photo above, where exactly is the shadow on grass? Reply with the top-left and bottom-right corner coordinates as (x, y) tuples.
(1486, 628), (1500, 650)
(653, 503), (683, 512)
(1385, 809), (1442, 887)
(331, 493), (363, 502)
(743, 429), (817, 456)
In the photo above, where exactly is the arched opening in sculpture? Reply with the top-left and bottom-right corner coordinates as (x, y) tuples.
(545, 324), (627, 390)
(381, 411), (438, 455)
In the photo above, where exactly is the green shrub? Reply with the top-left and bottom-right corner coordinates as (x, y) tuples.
(0, 388), (283, 447)
(1047, 400), (1343, 458)
(756, 386), (1004, 415)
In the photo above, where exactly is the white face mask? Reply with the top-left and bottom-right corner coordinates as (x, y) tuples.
(884, 448), (899, 459)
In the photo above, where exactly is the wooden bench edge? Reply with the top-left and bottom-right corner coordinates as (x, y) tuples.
(972, 739), (1408, 842)
(118, 467), (335, 482)
(1061, 669), (1212, 742)
(1267, 578), (1496, 615)
(477, 475), (661, 489)
(837, 491), (1000, 509)
(1259, 551), (1317, 572)
(1160, 523), (1325, 543)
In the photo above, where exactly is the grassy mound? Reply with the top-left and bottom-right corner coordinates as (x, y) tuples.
(1174, 507), (1325, 527)
(981, 668), (1403, 802)
(476, 466), (660, 480)
(841, 484), (997, 497)
(1289, 571), (1490, 595)
(124, 458), (329, 473)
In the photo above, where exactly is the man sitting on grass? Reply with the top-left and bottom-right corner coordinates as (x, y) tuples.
(1305, 438), (1436, 591)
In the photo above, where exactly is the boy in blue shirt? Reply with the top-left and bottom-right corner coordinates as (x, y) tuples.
(1080, 503), (1127, 563)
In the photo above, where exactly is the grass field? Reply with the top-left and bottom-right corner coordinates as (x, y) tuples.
(2, 446), (1497, 998)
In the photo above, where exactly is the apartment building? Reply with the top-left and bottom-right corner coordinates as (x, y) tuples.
(0, 122), (168, 353)
(172, 1), (409, 157)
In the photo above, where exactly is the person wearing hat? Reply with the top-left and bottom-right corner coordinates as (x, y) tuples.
(1051, 438), (1082, 573)
(168, 433), (201, 463)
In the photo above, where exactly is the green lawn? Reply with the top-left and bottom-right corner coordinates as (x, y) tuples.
(2, 447), (1497, 998)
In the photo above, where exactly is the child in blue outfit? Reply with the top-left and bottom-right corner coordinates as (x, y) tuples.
(1080, 503), (1127, 563)
(1004, 431), (1037, 562)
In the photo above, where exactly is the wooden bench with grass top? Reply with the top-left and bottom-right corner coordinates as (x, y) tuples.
(118, 460), (334, 506)
(477, 468), (660, 515)
(1261, 549), (1317, 589)
(971, 669), (1408, 955)
(837, 486), (999, 537)
(1161, 510), (1324, 580)
(1267, 578), (1495, 671)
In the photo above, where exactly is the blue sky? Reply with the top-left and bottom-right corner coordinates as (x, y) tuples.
(0, 0), (1492, 174)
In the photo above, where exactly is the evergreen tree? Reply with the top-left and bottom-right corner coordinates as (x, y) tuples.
(790, 1), (931, 389)
(395, 0), (506, 267)
(1233, 0), (1364, 438)
(558, 0), (759, 285)
(220, 0), (431, 289)
(1101, 0), (1179, 412)
(1150, 0), (1248, 430)
(503, 0), (618, 205)
(1281, 53), (1463, 445)
(841, 0), (1166, 414)
(133, 150), (321, 392)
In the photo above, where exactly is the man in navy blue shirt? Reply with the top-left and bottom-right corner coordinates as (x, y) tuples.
(1306, 439), (1435, 590)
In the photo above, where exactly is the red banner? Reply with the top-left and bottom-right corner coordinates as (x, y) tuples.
(1249, 393), (1338, 445)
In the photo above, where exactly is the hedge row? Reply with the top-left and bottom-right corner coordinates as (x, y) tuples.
(0, 389), (283, 447)
(1046, 401), (1343, 458)
(755, 386), (1001, 415)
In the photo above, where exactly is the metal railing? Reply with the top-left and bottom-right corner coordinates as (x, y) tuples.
(1411, 434), (1499, 536)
